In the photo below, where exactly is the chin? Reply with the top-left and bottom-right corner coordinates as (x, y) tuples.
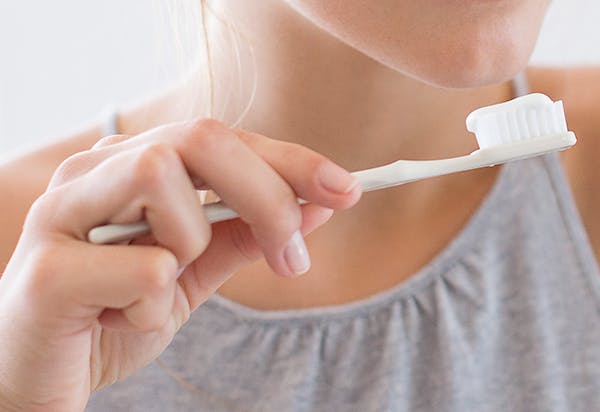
(396, 35), (536, 89)
(286, 0), (548, 89)
(370, 15), (543, 89)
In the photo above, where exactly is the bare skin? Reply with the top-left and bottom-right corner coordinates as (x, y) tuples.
(0, 119), (360, 411)
(1, 3), (598, 312)
(529, 67), (600, 257)
(138, 1), (600, 309)
(215, 67), (600, 310)
(0, 2), (599, 409)
(1, 74), (598, 311)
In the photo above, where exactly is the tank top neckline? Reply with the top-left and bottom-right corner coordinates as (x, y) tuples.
(206, 152), (597, 324)
(105, 73), (568, 322)
(204, 74), (537, 323)
(207, 158), (514, 322)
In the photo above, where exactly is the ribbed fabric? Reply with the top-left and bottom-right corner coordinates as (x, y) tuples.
(88, 76), (600, 410)
(86, 153), (600, 411)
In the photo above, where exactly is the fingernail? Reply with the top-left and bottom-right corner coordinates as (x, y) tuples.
(283, 230), (311, 276)
(319, 163), (360, 194)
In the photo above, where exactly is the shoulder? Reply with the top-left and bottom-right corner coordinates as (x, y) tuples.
(528, 66), (600, 130)
(528, 67), (600, 258)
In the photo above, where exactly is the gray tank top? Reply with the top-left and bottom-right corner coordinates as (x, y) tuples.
(87, 111), (600, 412)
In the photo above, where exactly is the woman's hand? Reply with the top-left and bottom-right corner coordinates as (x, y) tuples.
(0, 119), (361, 411)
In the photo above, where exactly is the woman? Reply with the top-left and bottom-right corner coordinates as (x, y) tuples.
(1, 0), (599, 410)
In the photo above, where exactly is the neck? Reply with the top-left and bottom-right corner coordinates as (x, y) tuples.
(123, 0), (514, 171)
(117, 0), (523, 308)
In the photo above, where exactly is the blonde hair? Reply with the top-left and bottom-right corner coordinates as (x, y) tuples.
(160, 0), (257, 127)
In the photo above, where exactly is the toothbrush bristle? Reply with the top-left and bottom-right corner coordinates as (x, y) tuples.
(466, 94), (569, 150)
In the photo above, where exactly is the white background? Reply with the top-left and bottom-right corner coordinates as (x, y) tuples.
(0, 0), (599, 153)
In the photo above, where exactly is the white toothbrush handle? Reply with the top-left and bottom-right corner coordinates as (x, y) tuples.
(87, 198), (314, 244)
(89, 133), (576, 245)
(86, 155), (479, 245)
(353, 153), (489, 192)
(353, 132), (576, 192)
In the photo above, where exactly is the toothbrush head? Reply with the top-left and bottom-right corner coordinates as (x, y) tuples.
(466, 93), (576, 152)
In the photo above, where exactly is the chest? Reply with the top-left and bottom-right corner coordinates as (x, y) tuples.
(217, 167), (500, 310)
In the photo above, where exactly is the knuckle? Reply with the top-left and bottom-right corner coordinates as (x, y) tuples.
(93, 134), (130, 149)
(132, 300), (173, 332)
(279, 141), (303, 159)
(140, 251), (177, 295)
(279, 141), (309, 163)
(235, 130), (261, 145)
(138, 313), (169, 332)
(279, 142), (325, 183)
(183, 118), (233, 154)
(189, 118), (226, 135)
(26, 192), (59, 230)
(264, 192), (302, 236)
(52, 151), (94, 185)
(278, 138), (322, 171)
(24, 243), (65, 300)
(131, 144), (177, 190)
(27, 192), (51, 221)
(185, 223), (212, 264)
(310, 157), (331, 185)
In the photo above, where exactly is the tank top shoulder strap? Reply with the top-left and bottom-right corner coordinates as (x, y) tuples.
(522, 63), (600, 283)
(542, 152), (600, 282)
(101, 106), (120, 136)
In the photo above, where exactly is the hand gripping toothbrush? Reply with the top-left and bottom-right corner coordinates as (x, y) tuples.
(88, 93), (577, 244)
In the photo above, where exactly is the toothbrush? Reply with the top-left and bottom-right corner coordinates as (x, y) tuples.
(88, 93), (576, 244)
